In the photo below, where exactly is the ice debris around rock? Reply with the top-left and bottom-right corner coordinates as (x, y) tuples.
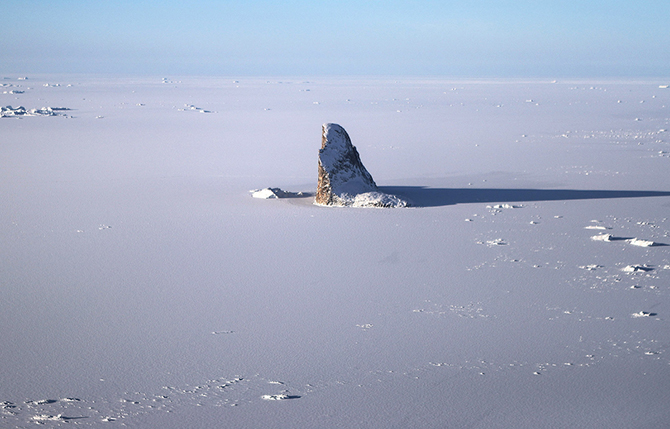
(250, 188), (305, 199)
(1, 105), (70, 117)
(331, 191), (409, 208)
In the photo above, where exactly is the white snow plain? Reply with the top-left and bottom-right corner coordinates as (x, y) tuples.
(2, 75), (670, 428)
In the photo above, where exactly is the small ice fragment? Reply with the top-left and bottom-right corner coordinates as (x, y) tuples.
(591, 234), (613, 242)
(632, 311), (656, 318)
(261, 394), (289, 401)
(622, 264), (653, 273)
(487, 204), (522, 209)
(32, 414), (63, 421)
(31, 399), (57, 405)
(584, 225), (610, 230)
(579, 264), (602, 271)
(627, 238), (656, 247)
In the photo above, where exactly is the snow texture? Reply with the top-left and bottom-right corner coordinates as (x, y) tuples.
(2, 76), (670, 428)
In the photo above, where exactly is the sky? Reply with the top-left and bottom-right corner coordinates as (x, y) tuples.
(2, 0), (669, 77)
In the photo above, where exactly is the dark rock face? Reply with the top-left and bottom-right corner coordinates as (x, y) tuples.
(316, 123), (378, 205)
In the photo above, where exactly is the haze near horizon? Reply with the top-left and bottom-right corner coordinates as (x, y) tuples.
(2, 0), (669, 77)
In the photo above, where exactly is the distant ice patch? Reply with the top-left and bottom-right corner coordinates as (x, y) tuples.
(1, 105), (70, 117)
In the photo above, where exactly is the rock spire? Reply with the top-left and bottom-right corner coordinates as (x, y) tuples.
(316, 123), (408, 207)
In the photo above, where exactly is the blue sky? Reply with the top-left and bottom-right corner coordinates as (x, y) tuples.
(2, 0), (668, 77)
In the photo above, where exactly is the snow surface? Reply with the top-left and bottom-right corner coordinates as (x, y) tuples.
(2, 75), (670, 427)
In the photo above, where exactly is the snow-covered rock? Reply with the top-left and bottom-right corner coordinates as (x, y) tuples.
(315, 123), (408, 207)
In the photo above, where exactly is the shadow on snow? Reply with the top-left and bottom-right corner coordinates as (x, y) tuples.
(378, 186), (670, 208)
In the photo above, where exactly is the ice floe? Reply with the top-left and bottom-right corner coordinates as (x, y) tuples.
(250, 188), (304, 199)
